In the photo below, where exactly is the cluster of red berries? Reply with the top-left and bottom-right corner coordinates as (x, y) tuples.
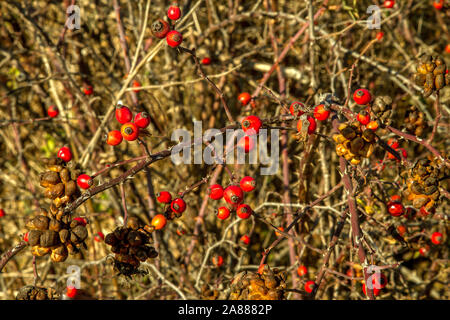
(151, 4), (183, 48)
(208, 176), (256, 221)
(57, 146), (93, 190)
(362, 273), (388, 297)
(106, 104), (150, 146)
(155, 191), (187, 226)
(386, 138), (407, 161)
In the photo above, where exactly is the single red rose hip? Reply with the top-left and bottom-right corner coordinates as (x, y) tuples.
(297, 265), (308, 277)
(23, 232), (29, 242)
(297, 116), (316, 134)
(171, 198), (186, 214)
(237, 136), (256, 153)
(115, 105), (133, 124)
(132, 80), (141, 93)
(106, 130), (123, 146)
(47, 105), (59, 118)
(77, 174), (93, 189)
(387, 201), (404, 217)
(313, 104), (330, 121)
(156, 191), (172, 204)
(58, 146), (72, 162)
(305, 281), (316, 293)
(357, 110), (371, 125)
(83, 84), (93, 95)
(289, 101), (305, 116)
(240, 235), (250, 245)
(236, 204), (253, 219)
(241, 115), (262, 135)
(166, 30), (183, 48)
(151, 19), (170, 39)
(94, 232), (105, 242)
(240, 176), (256, 192)
(223, 185), (244, 206)
(167, 5), (181, 20)
(209, 184), (224, 200)
(216, 206), (230, 220)
(121, 122), (139, 141)
(66, 286), (78, 299)
(0, 209), (4, 218)
(353, 88), (372, 105)
(431, 231), (443, 245)
(134, 112), (150, 128)
(383, 0), (395, 8)
(238, 92), (251, 106)
(201, 57), (212, 65)
(433, 0), (444, 10)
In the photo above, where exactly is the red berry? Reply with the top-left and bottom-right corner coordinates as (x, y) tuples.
(240, 176), (256, 193)
(176, 228), (186, 236)
(398, 148), (407, 159)
(446, 44), (450, 54)
(212, 255), (224, 267)
(166, 30), (183, 48)
(94, 232), (104, 242)
(366, 120), (379, 131)
(151, 214), (167, 230)
(297, 265), (308, 277)
(240, 235), (250, 245)
(121, 122), (139, 141)
(289, 101), (305, 116)
(313, 104), (330, 121)
(420, 206), (434, 217)
(388, 138), (399, 150)
(0, 209), (5, 217)
(132, 80), (141, 93)
(296, 116), (316, 134)
(433, 0), (444, 10)
(57, 146), (72, 162)
(362, 283), (381, 296)
(134, 112), (150, 128)
(167, 5), (181, 20)
(216, 206), (231, 220)
(237, 136), (256, 153)
(115, 105), (132, 124)
(353, 88), (372, 105)
(241, 115), (262, 135)
(171, 198), (186, 214)
(238, 92), (251, 106)
(106, 130), (123, 146)
(387, 201), (404, 217)
(209, 184), (224, 200)
(157, 191), (172, 204)
(47, 105), (59, 118)
(275, 227), (284, 237)
(236, 204), (253, 219)
(73, 217), (87, 226)
(419, 245), (429, 256)
(397, 224), (407, 237)
(151, 19), (170, 39)
(383, 0), (395, 8)
(357, 110), (370, 125)
(77, 174), (93, 189)
(376, 31), (384, 41)
(23, 232), (29, 242)
(66, 286), (78, 299)
(431, 232), (443, 245)
(223, 185), (244, 206)
(305, 281), (315, 293)
(83, 85), (93, 95)
(372, 273), (388, 289)
(201, 57), (211, 65)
